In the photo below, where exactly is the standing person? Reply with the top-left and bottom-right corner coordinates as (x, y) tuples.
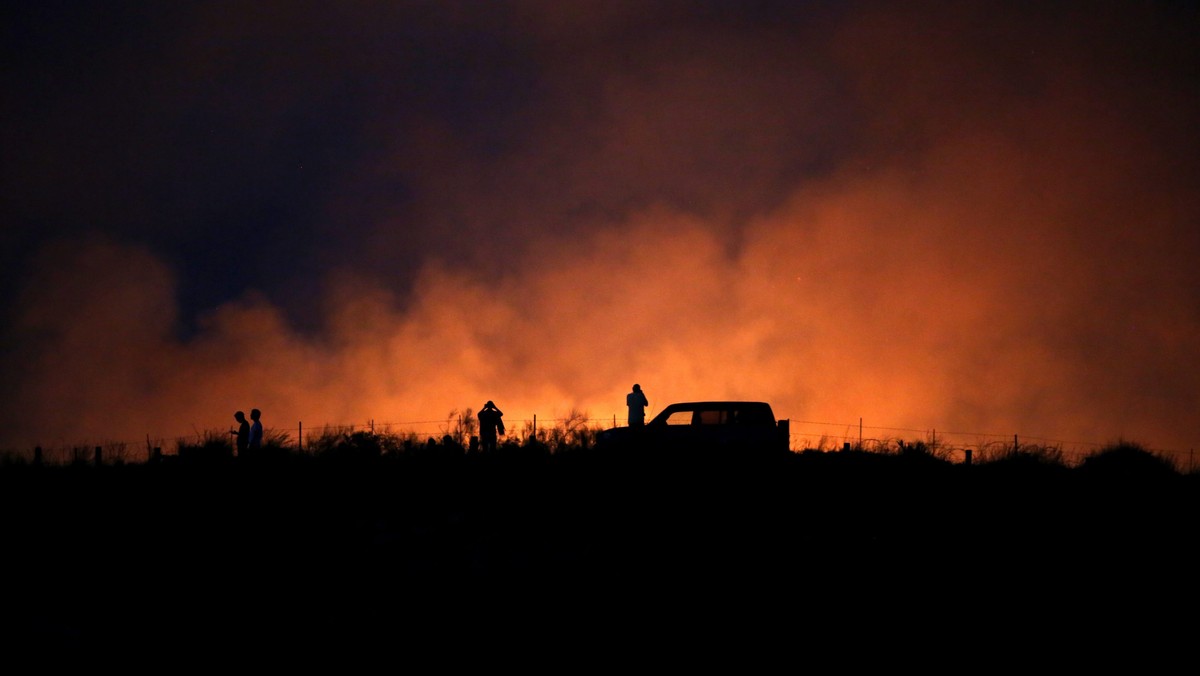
(477, 401), (504, 453)
(231, 411), (250, 458)
(248, 408), (264, 455)
(627, 384), (649, 428)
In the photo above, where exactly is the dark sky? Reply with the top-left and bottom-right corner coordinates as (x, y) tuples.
(3, 1), (1199, 458)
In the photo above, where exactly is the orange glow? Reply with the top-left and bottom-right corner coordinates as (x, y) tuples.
(2, 4), (1196, 460)
(6, 129), (1198, 457)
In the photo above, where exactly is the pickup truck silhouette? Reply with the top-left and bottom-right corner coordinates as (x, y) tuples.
(597, 401), (791, 456)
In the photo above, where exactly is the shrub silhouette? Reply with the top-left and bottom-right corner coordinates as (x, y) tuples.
(1078, 440), (1179, 478)
(324, 430), (386, 462)
(176, 431), (234, 462)
(976, 444), (1070, 477)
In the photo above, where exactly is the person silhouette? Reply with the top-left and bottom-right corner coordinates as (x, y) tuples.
(627, 384), (648, 428)
(477, 401), (504, 453)
(248, 409), (263, 454)
(231, 411), (250, 457)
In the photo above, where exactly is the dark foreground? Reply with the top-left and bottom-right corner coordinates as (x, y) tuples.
(3, 447), (1197, 666)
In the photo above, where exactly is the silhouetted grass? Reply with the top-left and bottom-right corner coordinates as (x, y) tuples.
(4, 424), (1196, 662)
(1077, 439), (1180, 478)
(176, 429), (233, 462)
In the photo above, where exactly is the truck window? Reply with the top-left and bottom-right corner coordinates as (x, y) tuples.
(662, 411), (693, 426)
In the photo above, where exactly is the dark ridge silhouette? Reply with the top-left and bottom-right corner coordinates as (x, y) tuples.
(1077, 439), (1181, 479)
(2, 438), (1195, 662)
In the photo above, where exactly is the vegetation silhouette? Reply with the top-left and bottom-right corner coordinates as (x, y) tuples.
(1, 423), (1196, 661)
(1077, 439), (1181, 479)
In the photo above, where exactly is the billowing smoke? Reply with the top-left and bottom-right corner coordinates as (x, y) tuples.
(2, 2), (1197, 457)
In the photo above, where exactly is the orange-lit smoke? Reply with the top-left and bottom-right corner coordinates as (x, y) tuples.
(2, 3), (1197, 458)
(7, 132), (1198, 456)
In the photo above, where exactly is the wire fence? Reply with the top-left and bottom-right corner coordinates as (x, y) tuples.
(787, 419), (1101, 466)
(5, 413), (1196, 473)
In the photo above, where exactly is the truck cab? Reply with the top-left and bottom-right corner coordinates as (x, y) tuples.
(597, 401), (791, 456)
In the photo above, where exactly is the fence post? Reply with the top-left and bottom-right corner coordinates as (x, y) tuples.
(964, 448), (973, 465)
(94, 445), (103, 467)
(298, 421), (303, 452)
(33, 446), (42, 465)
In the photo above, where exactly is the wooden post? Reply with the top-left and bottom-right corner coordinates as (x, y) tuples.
(33, 446), (42, 465)
(298, 421), (303, 452)
(964, 448), (973, 465)
(94, 446), (103, 467)
(1014, 434), (1019, 455)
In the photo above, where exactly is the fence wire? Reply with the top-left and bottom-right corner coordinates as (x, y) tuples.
(5, 413), (1196, 472)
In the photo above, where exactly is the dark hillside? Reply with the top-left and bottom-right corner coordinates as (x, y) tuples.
(2, 446), (1196, 664)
